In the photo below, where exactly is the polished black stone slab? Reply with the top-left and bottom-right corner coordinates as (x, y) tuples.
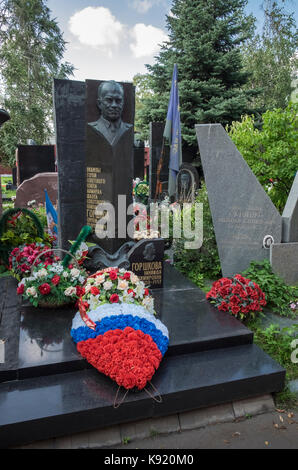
(16, 145), (55, 185)
(0, 343), (285, 448)
(0, 265), (253, 382)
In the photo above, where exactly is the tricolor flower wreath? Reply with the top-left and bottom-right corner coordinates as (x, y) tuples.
(71, 268), (169, 405)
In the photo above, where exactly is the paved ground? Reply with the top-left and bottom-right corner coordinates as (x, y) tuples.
(13, 394), (298, 449)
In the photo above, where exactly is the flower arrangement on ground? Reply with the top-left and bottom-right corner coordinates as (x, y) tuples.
(9, 243), (59, 280)
(206, 274), (267, 321)
(17, 262), (87, 308)
(71, 268), (169, 397)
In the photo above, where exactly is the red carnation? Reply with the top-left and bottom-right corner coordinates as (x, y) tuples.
(51, 275), (60, 286)
(90, 286), (100, 296)
(110, 293), (119, 303)
(109, 270), (118, 281)
(17, 284), (24, 295)
(38, 283), (51, 295)
(144, 288), (149, 296)
(128, 289), (136, 298)
(231, 305), (240, 315)
(123, 272), (131, 281)
(76, 286), (85, 297)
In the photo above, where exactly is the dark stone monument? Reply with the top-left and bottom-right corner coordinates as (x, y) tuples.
(176, 163), (199, 203)
(196, 124), (282, 277)
(12, 168), (17, 187)
(16, 145), (55, 186)
(134, 139), (145, 180)
(53, 79), (87, 251)
(85, 79), (135, 255)
(149, 122), (170, 200)
(128, 238), (165, 289)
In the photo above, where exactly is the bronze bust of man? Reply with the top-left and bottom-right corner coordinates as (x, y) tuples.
(88, 80), (132, 146)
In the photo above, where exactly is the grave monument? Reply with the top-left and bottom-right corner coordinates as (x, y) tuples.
(85, 79), (135, 255)
(196, 124), (282, 277)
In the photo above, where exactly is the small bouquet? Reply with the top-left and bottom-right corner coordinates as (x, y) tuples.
(17, 261), (87, 308)
(9, 243), (59, 280)
(206, 274), (267, 321)
(79, 267), (155, 316)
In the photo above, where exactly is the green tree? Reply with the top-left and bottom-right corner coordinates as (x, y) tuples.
(0, 0), (74, 166)
(242, 0), (298, 111)
(136, 0), (258, 146)
(228, 102), (298, 212)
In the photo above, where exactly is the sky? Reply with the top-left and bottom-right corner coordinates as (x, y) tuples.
(46, 0), (298, 83)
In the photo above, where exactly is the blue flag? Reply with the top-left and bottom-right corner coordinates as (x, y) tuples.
(45, 189), (58, 236)
(163, 64), (182, 197)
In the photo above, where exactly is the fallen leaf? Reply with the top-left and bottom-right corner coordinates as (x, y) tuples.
(232, 432), (241, 437)
(223, 440), (230, 444)
(288, 413), (294, 418)
(265, 441), (269, 446)
(273, 423), (279, 429)
(276, 409), (285, 413)
(279, 415), (284, 423)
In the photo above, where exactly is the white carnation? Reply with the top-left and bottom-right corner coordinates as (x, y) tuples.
(37, 268), (48, 278)
(64, 287), (76, 297)
(103, 281), (113, 291)
(70, 268), (80, 279)
(26, 287), (37, 298)
(117, 279), (128, 291)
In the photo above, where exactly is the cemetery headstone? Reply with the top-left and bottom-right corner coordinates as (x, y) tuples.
(176, 164), (199, 203)
(12, 168), (17, 188)
(270, 242), (298, 285)
(134, 140), (145, 180)
(85, 79), (135, 255)
(14, 173), (58, 209)
(128, 238), (165, 289)
(149, 122), (170, 200)
(53, 79), (87, 251)
(196, 124), (282, 277)
(282, 172), (298, 243)
(16, 145), (55, 185)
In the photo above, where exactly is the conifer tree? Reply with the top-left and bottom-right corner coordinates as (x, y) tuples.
(137, 0), (258, 147)
(0, 0), (74, 166)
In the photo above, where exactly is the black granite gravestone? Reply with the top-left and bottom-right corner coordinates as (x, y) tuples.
(16, 145), (55, 185)
(149, 122), (170, 200)
(53, 79), (87, 251)
(133, 144), (145, 180)
(128, 238), (165, 289)
(85, 80), (135, 254)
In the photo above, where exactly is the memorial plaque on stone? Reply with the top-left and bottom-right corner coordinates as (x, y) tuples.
(196, 124), (282, 277)
(282, 172), (298, 243)
(85, 79), (135, 254)
(16, 145), (55, 185)
(128, 238), (165, 289)
(53, 79), (87, 251)
(149, 122), (170, 200)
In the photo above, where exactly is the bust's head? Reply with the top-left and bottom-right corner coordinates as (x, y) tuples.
(97, 81), (124, 123)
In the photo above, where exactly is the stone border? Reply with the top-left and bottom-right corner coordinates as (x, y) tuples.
(13, 394), (274, 449)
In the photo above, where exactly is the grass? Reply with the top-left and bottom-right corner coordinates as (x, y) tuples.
(246, 314), (298, 410)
